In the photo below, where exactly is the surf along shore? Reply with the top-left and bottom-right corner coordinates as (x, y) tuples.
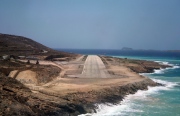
(0, 54), (171, 115)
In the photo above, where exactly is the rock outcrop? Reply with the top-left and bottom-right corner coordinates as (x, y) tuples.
(100, 56), (171, 73)
(0, 76), (86, 115)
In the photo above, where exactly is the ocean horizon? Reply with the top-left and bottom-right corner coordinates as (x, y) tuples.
(57, 49), (180, 116)
(56, 48), (180, 59)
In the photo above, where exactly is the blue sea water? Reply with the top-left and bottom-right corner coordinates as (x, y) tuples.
(57, 49), (180, 116)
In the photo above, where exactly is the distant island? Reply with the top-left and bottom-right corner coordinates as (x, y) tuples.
(121, 47), (133, 51)
(121, 46), (180, 52)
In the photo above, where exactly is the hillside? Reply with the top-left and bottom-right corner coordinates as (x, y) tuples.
(0, 33), (74, 58)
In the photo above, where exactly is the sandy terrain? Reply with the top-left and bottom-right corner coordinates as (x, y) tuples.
(22, 55), (148, 96)
(8, 55), (169, 96)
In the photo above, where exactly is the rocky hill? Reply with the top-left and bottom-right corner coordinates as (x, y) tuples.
(0, 75), (82, 116)
(0, 33), (74, 58)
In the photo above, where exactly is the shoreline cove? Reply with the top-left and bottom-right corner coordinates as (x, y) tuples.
(79, 78), (161, 116)
(79, 75), (163, 115)
(80, 60), (179, 116)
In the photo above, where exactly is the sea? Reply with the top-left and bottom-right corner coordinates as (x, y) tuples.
(57, 49), (180, 116)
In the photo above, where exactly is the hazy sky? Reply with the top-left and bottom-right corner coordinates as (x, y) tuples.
(0, 0), (180, 50)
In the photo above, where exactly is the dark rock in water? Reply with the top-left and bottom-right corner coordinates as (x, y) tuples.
(156, 82), (165, 86)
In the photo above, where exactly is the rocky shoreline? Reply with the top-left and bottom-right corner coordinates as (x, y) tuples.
(68, 78), (160, 115)
(0, 74), (160, 116)
(0, 59), (167, 115)
(99, 55), (171, 74)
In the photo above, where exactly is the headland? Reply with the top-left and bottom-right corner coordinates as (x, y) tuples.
(0, 34), (171, 115)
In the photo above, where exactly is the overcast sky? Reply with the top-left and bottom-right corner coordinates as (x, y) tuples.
(0, 0), (180, 50)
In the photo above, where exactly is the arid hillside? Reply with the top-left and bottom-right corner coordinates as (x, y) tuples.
(0, 33), (75, 58)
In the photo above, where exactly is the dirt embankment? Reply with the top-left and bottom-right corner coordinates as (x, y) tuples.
(0, 60), (60, 85)
(0, 75), (89, 116)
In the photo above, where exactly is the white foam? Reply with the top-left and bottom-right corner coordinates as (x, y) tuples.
(155, 61), (168, 65)
(79, 101), (143, 116)
(79, 79), (178, 116)
(152, 79), (178, 88)
(156, 61), (180, 69)
(141, 61), (180, 75)
(154, 68), (164, 74)
(172, 65), (180, 69)
(79, 61), (179, 116)
(140, 68), (165, 75)
(155, 61), (175, 66)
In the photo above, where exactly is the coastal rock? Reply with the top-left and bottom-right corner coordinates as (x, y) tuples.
(100, 56), (171, 74)
(60, 78), (158, 114)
